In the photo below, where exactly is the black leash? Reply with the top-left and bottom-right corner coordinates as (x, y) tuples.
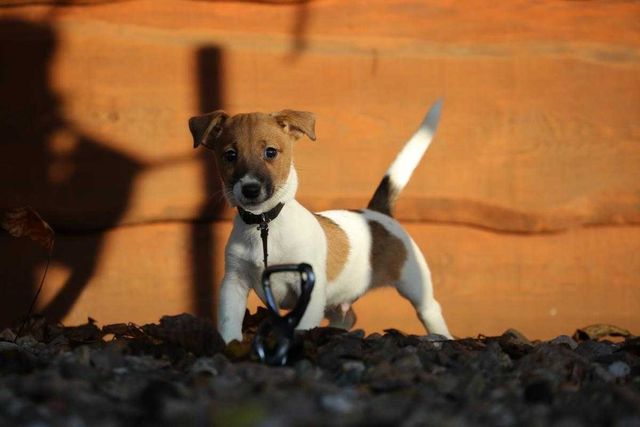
(237, 202), (316, 366)
(237, 202), (285, 268)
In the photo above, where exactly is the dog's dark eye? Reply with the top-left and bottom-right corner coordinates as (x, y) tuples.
(223, 149), (237, 163)
(264, 147), (278, 160)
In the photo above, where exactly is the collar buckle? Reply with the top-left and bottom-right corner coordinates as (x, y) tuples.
(258, 213), (269, 231)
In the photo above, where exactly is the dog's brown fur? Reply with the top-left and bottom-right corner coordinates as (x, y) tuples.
(314, 214), (350, 281)
(189, 110), (315, 202)
(369, 220), (407, 286)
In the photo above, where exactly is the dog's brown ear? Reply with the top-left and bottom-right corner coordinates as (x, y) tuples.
(271, 110), (316, 141)
(189, 110), (229, 149)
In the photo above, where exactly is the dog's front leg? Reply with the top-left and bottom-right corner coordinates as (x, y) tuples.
(217, 271), (251, 343)
(295, 276), (326, 331)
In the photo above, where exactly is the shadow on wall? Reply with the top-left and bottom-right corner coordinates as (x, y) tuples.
(0, 18), (141, 326)
(191, 46), (225, 323)
(0, 1), (310, 328)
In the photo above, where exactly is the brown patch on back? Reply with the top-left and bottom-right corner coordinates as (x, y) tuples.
(314, 214), (350, 282)
(368, 220), (407, 286)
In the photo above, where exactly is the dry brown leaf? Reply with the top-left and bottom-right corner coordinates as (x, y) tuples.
(2, 206), (54, 251)
(141, 314), (225, 356)
(573, 324), (632, 342)
(64, 318), (104, 344)
(224, 339), (253, 360)
(102, 323), (146, 339)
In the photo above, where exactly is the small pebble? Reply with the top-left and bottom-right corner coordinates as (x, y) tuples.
(608, 361), (631, 379)
(548, 335), (578, 350)
(0, 328), (17, 342)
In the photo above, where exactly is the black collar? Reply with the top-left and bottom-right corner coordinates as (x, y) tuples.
(237, 202), (285, 225)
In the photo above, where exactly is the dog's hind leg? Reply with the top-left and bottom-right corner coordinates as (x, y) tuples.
(325, 303), (357, 330)
(395, 238), (452, 338)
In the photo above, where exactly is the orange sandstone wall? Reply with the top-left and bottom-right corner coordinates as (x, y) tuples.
(0, 0), (639, 339)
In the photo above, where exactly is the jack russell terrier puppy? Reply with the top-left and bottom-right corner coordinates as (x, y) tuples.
(189, 100), (451, 343)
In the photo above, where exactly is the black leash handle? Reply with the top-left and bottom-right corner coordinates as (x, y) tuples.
(253, 263), (315, 366)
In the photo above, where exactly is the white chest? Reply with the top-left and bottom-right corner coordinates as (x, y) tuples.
(225, 202), (328, 306)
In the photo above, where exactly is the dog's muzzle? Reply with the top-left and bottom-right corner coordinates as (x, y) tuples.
(241, 183), (261, 200)
(233, 174), (274, 206)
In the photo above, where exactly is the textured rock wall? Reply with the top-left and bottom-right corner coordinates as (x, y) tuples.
(1, 0), (639, 338)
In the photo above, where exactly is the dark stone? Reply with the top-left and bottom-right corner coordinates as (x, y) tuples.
(0, 341), (36, 374)
(495, 328), (535, 359)
(524, 379), (554, 404)
(575, 340), (616, 361)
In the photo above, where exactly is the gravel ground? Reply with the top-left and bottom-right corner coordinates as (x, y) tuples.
(0, 312), (639, 427)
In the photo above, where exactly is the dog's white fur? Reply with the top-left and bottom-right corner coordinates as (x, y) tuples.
(191, 101), (451, 343)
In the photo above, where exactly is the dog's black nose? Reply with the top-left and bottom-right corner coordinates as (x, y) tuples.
(241, 183), (261, 199)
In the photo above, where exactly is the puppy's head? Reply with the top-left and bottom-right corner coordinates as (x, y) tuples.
(189, 110), (316, 211)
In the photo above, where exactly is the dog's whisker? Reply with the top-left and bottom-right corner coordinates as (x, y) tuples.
(206, 188), (229, 204)
(207, 188), (225, 199)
